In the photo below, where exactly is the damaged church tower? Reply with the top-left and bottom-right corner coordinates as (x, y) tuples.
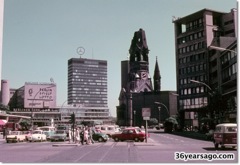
(117, 29), (162, 126)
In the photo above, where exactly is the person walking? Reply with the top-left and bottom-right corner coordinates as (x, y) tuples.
(83, 127), (89, 145)
(80, 128), (84, 145)
(75, 128), (80, 144)
(2, 127), (6, 139)
(88, 127), (94, 144)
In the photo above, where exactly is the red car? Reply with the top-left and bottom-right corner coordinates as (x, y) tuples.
(111, 127), (146, 142)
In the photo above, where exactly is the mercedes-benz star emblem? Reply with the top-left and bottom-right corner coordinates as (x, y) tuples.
(77, 47), (85, 56)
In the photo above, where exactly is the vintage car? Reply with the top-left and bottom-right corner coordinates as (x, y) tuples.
(111, 127), (146, 142)
(49, 130), (67, 142)
(213, 123), (237, 149)
(22, 130), (32, 141)
(95, 125), (121, 137)
(6, 131), (26, 143)
(28, 130), (47, 142)
(92, 130), (109, 142)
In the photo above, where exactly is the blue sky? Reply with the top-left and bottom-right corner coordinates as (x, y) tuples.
(2, 0), (237, 117)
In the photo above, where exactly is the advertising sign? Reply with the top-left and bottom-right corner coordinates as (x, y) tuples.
(24, 83), (56, 108)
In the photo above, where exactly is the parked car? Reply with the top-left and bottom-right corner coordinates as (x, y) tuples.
(37, 126), (56, 141)
(213, 123), (237, 149)
(28, 130), (47, 142)
(6, 131), (25, 143)
(92, 130), (109, 142)
(22, 130), (32, 141)
(49, 130), (67, 142)
(111, 127), (146, 142)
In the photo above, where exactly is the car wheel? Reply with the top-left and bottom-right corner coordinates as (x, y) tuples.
(134, 138), (139, 142)
(6, 140), (9, 143)
(98, 137), (103, 142)
(114, 137), (119, 142)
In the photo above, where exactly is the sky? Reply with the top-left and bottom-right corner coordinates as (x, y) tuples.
(2, 0), (237, 117)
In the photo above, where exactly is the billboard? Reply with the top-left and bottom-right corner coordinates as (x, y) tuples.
(24, 83), (57, 108)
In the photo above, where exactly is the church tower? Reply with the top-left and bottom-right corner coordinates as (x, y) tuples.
(128, 28), (153, 92)
(153, 57), (161, 92)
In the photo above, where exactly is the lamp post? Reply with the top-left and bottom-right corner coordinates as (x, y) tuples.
(133, 110), (136, 126)
(208, 46), (237, 54)
(157, 106), (161, 125)
(154, 102), (170, 115)
(190, 80), (212, 91)
(190, 79), (214, 128)
(154, 102), (169, 127)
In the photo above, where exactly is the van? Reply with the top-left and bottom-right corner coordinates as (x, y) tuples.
(213, 123), (237, 149)
(95, 125), (120, 137)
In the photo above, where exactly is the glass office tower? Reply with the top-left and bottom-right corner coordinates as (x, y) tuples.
(68, 58), (108, 107)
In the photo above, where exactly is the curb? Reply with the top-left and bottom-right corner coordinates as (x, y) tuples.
(133, 143), (155, 146)
(52, 143), (80, 147)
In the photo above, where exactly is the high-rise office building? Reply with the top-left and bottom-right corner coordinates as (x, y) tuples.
(68, 58), (108, 108)
(173, 8), (237, 128)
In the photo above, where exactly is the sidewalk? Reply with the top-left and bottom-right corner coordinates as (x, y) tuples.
(170, 131), (209, 141)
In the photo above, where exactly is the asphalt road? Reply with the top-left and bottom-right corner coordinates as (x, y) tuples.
(0, 132), (237, 163)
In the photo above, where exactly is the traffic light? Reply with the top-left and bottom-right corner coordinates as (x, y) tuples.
(70, 112), (75, 124)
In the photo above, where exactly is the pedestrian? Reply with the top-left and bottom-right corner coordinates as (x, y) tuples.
(75, 128), (80, 144)
(2, 127), (6, 139)
(88, 127), (94, 144)
(80, 128), (84, 145)
(83, 127), (89, 145)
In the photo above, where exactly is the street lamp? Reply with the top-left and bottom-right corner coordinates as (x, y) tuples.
(154, 102), (170, 115)
(133, 110), (136, 126)
(190, 79), (212, 91)
(157, 106), (161, 124)
(208, 46), (237, 54)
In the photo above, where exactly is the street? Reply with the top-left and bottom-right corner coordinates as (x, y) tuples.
(0, 132), (237, 163)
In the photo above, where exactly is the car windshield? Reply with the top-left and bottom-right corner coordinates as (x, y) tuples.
(227, 127), (237, 132)
(33, 131), (41, 134)
(135, 129), (141, 133)
(107, 127), (114, 131)
(55, 131), (65, 134)
(10, 131), (19, 135)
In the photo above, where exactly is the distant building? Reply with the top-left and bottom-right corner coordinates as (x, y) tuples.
(173, 8), (237, 128)
(68, 58), (108, 108)
(67, 57), (110, 124)
(1, 80), (10, 106)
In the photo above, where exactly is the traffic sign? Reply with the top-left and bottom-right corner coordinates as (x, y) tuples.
(142, 108), (151, 118)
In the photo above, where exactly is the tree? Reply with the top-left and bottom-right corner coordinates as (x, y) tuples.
(149, 118), (158, 126)
(0, 103), (10, 112)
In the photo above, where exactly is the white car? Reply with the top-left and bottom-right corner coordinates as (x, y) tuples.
(6, 131), (26, 143)
(28, 130), (47, 142)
